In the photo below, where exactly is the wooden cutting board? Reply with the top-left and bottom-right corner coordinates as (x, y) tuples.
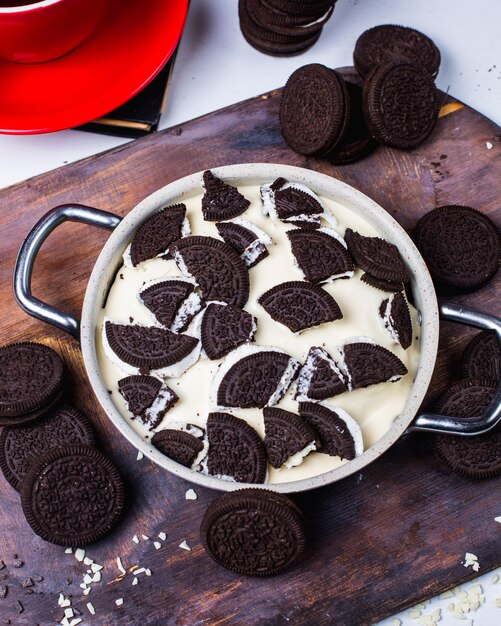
(0, 84), (499, 626)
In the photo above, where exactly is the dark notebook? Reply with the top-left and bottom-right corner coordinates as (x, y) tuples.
(77, 46), (179, 138)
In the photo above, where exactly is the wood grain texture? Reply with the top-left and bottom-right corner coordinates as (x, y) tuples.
(0, 86), (500, 626)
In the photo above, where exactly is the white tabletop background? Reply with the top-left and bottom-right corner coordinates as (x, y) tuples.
(0, 1), (500, 624)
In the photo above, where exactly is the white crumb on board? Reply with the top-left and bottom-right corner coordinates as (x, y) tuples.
(185, 488), (198, 500)
(462, 552), (480, 572)
(136, 450), (144, 461)
(179, 540), (191, 551)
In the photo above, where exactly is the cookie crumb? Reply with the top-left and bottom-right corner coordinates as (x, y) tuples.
(116, 557), (126, 576)
(115, 598), (124, 607)
(179, 540), (191, 551)
(154, 541), (162, 550)
(86, 603), (95, 615)
(462, 552), (480, 571)
(74, 548), (85, 562)
(185, 488), (198, 500)
(158, 532), (167, 541)
(132, 535), (140, 544)
(486, 141), (494, 150)
(136, 451), (144, 461)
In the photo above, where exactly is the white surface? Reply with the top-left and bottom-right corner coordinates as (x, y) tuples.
(0, 0), (500, 622)
(0, 0), (501, 189)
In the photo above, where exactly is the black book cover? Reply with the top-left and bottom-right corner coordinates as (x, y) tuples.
(77, 46), (178, 138)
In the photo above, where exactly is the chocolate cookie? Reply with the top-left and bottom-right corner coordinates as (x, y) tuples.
(327, 68), (378, 165)
(360, 273), (404, 293)
(260, 179), (327, 228)
(201, 303), (257, 360)
(340, 341), (408, 390)
(0, 404), (95, 492)
(263, 407), (319, 469)
(287, 227), (354, 283)
(363, 60), (439, 149)
(202, 171), (250, 221)
(462, 331), (500, 382)
(258, 281), (343, 333)
(295, 346), (346, 401)
(206, 412), (267, 483)
(170, 236), (250, 307)
(433, 382), (500, 479)
(20, 444), (124, 546)
(216, 220), (270, 268)
(0, 342), (65, 427)
(345, 228), (409, 283)
(354, 24), (441, 78)
(412, 206), (500, 293)
(152, 429), (205, 468)
(104, 321), (199, 375)
(379, 292), (413, 349)
(435, 379), (497, 418)
(251, 0), (334, 36)
(118, 375), (178, 430)
(265, 0), (334, 18)
(128, 204), (188, 267)
(214, 346), (300, 409)
(200, 488), (306, 576)
(139, 279), (202, 332)
(280, 64), (350, 156)
(239, 0), (322, 57)
(299, 402), (364, 459)
(434, 428), (501, 480)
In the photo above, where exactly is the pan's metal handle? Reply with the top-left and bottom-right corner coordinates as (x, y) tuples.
(407, 303), (501, 436)
(13, 204), (121, 341)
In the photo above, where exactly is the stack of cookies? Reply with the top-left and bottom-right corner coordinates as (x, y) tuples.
(280, 24), (442, 163)
(239, 0), (336, 56)
(0, 342), (124, 546)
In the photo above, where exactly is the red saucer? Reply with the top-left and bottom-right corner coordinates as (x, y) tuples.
(0, 0), (188, 134)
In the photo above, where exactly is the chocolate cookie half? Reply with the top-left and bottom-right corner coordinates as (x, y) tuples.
(299, 402), (363, 460)
(20, 444), (124, 546)
(379, 292), (413, 350)
(258, 281), (343, 333)
(0, 342), (65, 427)
(126, 204), (188, 267)
(287, 227), (353, 283)
(339, 340), (408, 390)
(206, 412), (267, 483)
(263, 407), (319, 469)
(201, 303), (257, 360)
(152, 429), (206, 469)
(345, 228), (409, 283)
(170, 236), (250, 307)
(213, 345), (300, 409)
(118, 375), (178, 430)
(412, 205), (500, 293)
(201, 488), (306, 576)
(202, 170), (250, 221)
(0, 404), (95, 492)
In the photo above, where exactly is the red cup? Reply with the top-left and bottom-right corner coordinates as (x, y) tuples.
(0, 0), (109, 64)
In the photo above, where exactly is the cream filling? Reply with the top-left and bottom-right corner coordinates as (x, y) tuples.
(96, 184), (420, 484)
(144, 382), (176, 428)
(283, 441), (317, 470)
(380, 293), (401, 345)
